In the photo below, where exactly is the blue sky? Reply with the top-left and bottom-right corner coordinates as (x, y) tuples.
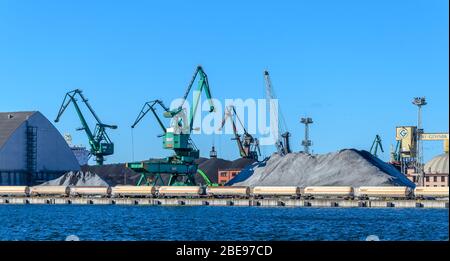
(0, 0), (448, 164)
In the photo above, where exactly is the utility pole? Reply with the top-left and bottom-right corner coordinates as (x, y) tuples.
(301, 117), (313, 154)
(412, 97), (426, 186)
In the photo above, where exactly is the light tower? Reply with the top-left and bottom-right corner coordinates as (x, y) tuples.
(301, 117), (313, 154)
(412, 97), (427, 186)
(209, 145), (217, 158)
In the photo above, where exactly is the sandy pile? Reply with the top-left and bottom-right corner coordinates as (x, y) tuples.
(40, 171), (109, 186)
(82, 164), (141, 186)
(228, 149), (415, 187)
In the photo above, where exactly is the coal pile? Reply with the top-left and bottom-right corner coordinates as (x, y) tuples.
(228, 149), (415, 187)
(40, 171), (109, 186)
(194, 157), (257, 185)
(195, 157), (209, 165)
(229, 158), (257, 169)
(81, 164), (141, 186)
(195, 157), (231, 184)
(42, 158), (258, 187)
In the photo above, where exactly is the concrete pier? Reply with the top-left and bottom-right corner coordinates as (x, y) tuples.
(0, 197), (448, 208)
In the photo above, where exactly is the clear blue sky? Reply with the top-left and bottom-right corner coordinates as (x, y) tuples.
(1, 0), (448, 164)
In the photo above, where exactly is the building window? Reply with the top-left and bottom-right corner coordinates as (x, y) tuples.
(441, 176), (446, 182)
(434, 176), (437, 182)
(434, 185), (437, 187)
(426, 177), (430, 182)
(220, 172), (228, 177)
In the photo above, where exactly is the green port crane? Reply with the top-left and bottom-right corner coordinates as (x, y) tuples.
(370, 134), (384, 158)
(390, 141), (401, 163)
(55, 89), (117, 165)
(388, 141), (402, 171)
(127, 65), (216, 186)
(219, 105), (261, 160)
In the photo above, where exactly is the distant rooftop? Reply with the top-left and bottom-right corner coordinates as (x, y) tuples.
(0, 111), (37, 149)
(425, 153), (449, 174)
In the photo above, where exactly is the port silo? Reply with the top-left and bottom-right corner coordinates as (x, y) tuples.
(0, 111), (80, 185)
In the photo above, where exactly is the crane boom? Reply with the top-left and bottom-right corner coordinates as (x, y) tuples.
(188, 66), (215, 132)
(179, 66), (214, 112)
(219, 106), (247, 158)
(55, 90), (95, 142)
(55, 89), (117, 165)
(219, 105), (260, 160)
(131, 100), (169, 133)
(166, 65), (215, 134)
(264, 70), (291, 155)
(370, 134), (384, 158)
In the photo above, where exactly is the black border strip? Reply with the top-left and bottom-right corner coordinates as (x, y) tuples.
(0, 241), (448, 259)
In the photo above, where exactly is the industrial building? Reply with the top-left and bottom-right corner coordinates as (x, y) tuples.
(423, 153), (448, 187)
(406, 153), (449, 187)
(218, 168), (242, 185)
(0, 111), (80, 185)
(392, 113), (449, 187)
(391, 97), (450, 187)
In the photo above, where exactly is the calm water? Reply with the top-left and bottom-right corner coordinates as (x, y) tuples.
(0, 205), (448, 241)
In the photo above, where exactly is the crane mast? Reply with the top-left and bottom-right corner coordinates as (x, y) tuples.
(55, 89), (117, 165)
(264, 70), (291, 156)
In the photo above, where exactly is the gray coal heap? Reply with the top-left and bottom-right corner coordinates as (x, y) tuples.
(228, 149), (415, 187)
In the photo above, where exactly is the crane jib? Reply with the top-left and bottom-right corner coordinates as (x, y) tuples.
(54, 89), (116, 165)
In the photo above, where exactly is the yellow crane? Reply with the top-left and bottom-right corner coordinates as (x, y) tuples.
(420, 133), (449, 154)
(391, 127), (448, 168)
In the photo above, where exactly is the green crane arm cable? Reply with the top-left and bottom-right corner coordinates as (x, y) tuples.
(197, 168), (219, 187)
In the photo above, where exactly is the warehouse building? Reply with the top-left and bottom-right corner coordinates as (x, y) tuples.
(0, 111), (80, 185)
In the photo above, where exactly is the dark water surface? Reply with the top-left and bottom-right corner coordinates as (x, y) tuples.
(0, 205), (447, 241)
